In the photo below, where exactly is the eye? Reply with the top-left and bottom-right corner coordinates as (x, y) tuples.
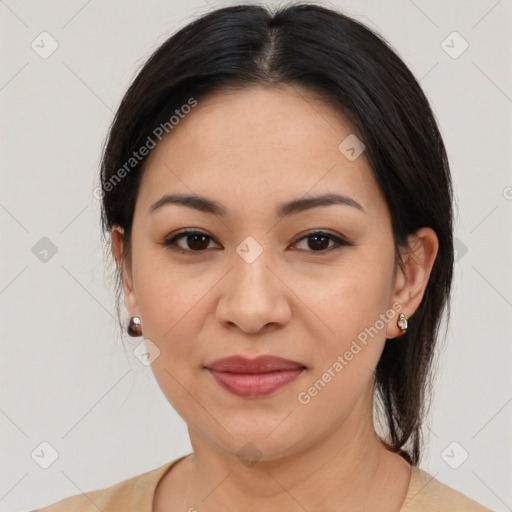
(292, 230), (352, 253)
(162, 230), (219, 254)
(160, 229), (352, 255)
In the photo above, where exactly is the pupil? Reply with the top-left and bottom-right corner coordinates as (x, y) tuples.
(188, 234), (208, 250)
(309, 235), (328, 250)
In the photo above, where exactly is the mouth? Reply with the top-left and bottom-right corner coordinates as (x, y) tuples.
(204, 355), (307, 398)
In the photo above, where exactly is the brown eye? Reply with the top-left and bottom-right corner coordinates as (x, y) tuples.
(161, 229), (351, 255)
(163, 231), (217, 253)
(293, 231), (351, 253)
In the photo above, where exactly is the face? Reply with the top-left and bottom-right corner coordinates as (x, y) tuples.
(112, 84), (415, 462)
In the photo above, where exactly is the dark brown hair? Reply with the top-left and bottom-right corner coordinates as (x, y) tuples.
(98, 3), (454, 465)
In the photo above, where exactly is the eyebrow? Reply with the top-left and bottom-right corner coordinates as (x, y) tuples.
(149, 192), (364, 217)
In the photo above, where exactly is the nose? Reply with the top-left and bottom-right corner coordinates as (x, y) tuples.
(216, 247), (292, 334)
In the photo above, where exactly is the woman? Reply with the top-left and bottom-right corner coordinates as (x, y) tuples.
(34, 3), (493, 511)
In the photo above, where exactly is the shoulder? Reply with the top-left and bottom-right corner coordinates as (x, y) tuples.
(31, 456), (187, 512)
(401, 466), (494, 512)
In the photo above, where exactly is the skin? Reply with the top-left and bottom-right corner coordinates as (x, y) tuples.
(111, 84), (438, 512)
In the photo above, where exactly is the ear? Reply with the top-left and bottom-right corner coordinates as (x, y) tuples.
(111, 226), (138, 317)
(386, 227), (439, 339)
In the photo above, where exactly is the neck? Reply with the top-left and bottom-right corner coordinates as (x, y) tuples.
(178, 397), (411, 511)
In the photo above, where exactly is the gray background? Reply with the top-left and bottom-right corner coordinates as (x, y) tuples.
(1, 0), (511, 510)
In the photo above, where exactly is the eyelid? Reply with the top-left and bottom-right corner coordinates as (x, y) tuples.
(293, 229), (352, 252)
(161, 229), (353, 254)
(162, 229), (219, 253)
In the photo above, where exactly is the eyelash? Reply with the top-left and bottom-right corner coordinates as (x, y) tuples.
(161, 230), (352, 255)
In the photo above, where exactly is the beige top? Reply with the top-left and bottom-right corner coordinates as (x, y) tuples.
(32, 454), (494, 511)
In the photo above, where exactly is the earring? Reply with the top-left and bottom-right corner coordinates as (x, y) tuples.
(397, 313), (408, 333)
(127, 316), (142, 337)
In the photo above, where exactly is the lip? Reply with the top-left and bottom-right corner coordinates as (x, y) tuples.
(205, 355), (307, 398)
(206, 355), (306, 373)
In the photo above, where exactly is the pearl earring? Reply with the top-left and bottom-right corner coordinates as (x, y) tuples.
(397, 313), (408, 333)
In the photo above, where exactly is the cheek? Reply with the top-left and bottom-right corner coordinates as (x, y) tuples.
(301, 245), (395, 392)
(133, 261), (212, 418)
(294, 276), (391, 424)
(308, 249), (394, 345)
(132, 249), (212, 357)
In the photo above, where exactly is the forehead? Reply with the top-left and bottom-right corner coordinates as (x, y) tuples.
(135, 84), (386, 221)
